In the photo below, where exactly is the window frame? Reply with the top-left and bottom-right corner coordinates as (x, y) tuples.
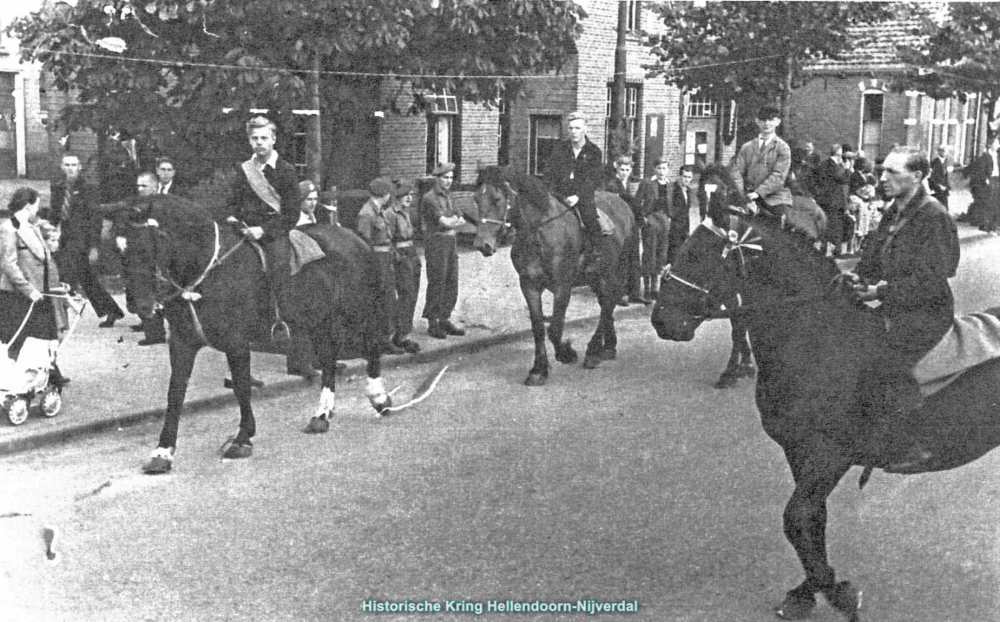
(426, 91), (461, 178)
(529, 114), (563, 177)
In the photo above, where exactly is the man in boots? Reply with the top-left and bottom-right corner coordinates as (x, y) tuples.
(544, 111), (606, 272)
(846, 147), (960, 473)
(389, 179), (422, 353)
(357, 177), (405, 355)
(421, 163), (466, 340)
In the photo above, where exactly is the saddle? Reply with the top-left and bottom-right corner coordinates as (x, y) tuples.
(914, 312), (1000, 396)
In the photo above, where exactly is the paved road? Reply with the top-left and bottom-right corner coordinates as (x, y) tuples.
(2, 219), (1000, 622)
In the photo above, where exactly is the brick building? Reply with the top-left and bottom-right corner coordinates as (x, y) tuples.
(506, 0), (735, 182)
(788, 15), (987, 166)
(0, 27), (54, 179)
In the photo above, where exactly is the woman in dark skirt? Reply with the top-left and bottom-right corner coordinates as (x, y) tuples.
(0, 187), (67, 385)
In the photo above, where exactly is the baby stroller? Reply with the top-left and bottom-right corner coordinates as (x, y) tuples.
(1, 293), (88, 426)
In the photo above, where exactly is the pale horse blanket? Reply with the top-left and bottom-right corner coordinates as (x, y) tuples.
(915, 312), (1000, 397)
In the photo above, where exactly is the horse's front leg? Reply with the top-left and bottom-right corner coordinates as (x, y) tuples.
(304, 324), (337, 433)
(521, 280), (552, 386)
(221, 349), (255, 459)
(583, 270), (620, 369)
(547, 282), (578, 366)
(143, 338), (200, 473)
(715, 318), (745, 389)
(776, 439), (860, 621)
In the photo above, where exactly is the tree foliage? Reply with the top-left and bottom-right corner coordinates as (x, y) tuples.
(645, 1), (897, 142)
(9, 0), (584, 179)
(898, 3), (1000, 134)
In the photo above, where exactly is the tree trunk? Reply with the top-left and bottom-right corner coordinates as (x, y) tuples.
(305, 53), (322, 186)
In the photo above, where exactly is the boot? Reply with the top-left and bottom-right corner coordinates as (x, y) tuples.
(440, 319), (465, 336)
(875, 360), (932, 473)
(427, 319), (447, 340)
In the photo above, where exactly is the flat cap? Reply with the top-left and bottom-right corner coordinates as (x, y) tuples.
(368, 177), (393, 197)
(393, 179), (413, 197)
(431, 162), (455, 176)
(319, 190), (338, 206)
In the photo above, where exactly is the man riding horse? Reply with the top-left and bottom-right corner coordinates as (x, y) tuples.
(227, 115), (302, 320)
(846, 147), (960, 474)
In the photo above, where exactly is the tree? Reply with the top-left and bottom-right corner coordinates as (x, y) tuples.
(897, 3), (1000, 143)
(644, 1), (897, 148)
(9, 0), (585, 181)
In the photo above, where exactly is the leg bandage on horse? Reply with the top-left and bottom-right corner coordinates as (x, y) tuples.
(366, 376), (389, 410)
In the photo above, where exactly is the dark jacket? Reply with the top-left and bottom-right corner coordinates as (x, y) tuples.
(856, 187), (959, 355)
(46, 178), (102, 254)
(421, 186), (460, 235)
(543, 138), (604, 203)
(634, 177), (672, 219)
(928, 156), (950, 197)
(228, 156), (300, 243)
(670, 181), (693, 223)
(812, 157), (849, 213)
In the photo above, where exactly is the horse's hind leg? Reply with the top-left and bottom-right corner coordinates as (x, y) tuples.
(222, 350), (255, 459)
(776, 439), (859, 621)
(305, 323), (339, 432)
(583, 307), (616, 369)
(143, 339), (199, 473)
(364, 337), (391, 415)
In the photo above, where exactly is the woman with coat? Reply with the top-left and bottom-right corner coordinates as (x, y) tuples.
(0, 187), (68, 386)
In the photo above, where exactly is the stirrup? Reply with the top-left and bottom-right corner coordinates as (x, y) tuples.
(271, 320), (291, 344)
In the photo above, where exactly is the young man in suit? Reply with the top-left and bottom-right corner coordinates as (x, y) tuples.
(731, 106), (793, 218)
(604, 155), (648, 305)
(46, 153), (125, 328)
(634, 155), (673, 300)
(667, 165), (695, 266)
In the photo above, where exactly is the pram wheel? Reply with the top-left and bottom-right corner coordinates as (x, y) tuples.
(6, 397), (30, 426)
(39, 388), (61, 418)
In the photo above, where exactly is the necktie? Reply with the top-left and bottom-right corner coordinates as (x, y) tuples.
(61, 186), (71, 221)
(160, 184), (167, 194)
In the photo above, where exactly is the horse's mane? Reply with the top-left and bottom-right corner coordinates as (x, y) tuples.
(507, 169), (554, 213)
(476, 165), (508, 190)
(750, 214), (841, 288)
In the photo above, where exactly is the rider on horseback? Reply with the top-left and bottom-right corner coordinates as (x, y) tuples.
(544, 111), (606, 270)
(846, 147), (960, 473)
(226, 116), (301, 336)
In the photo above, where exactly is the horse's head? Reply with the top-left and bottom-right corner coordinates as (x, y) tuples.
(697, 164), (747, 224)
(650, 215), (757, 341)
(122, 195), (214, 318)
(473, 165), (513, 257)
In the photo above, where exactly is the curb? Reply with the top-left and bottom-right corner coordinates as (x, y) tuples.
(0, 305), (650, 457)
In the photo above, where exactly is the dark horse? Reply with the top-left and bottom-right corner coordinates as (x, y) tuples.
(473, 166), (633, 385)
(118, 195), (392, 473)
(698, 165), (827, 389)
(650, 181), (1000, 620)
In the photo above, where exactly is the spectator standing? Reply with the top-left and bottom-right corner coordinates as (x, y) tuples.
(155, 156), (186, 197)
(812, 144), (852, 256)
(731, 106), (793, 217)
(667, 165), (695, 265)
(0, 187), (69, 386)
(421, 163), (465, 340)
(45, 153), (125, 327)
(389, 179), (421, 353)
(543, 111), (606, 269)
(634, 156), (673, 300)
(357, 177), (404, 354)
(604, 156), (647, 306)
(979, 137), (1000, 235)
(120, 171), (167, 346)
(927, 146), (951, 210)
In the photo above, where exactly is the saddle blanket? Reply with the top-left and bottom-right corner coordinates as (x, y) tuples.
(915, 312), (1000, 397)
(288, 229), (325, 276)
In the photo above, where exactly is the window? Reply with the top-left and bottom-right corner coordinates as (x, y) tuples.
(426, 92), (460, 176)
(626, 1), (641, 33)
(686, 96), (718, 118)
(529, 115), (562, 177)
(605, 84), (641, 157)
(861, 92), (884, 159)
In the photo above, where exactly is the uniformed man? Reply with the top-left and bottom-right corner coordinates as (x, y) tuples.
(389, 179), (422, 353)
(357, 177), (405, 355)
(421, 163), (466, 340)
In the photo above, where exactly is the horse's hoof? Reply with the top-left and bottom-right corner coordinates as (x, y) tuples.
(555, 344), (577, 364)
(714, 373), (738, 389)
(600, 348), (617, 361)
(304, 416), (330, 434)
(524, 373), (547, 386)
(142, 456), (173, 474)
(374, 396), (392, 417)
(774, 590), (816, 620)
(222, 441), (253, 460)
(823, 582), (862, 622)
(582, 353), (602, 369)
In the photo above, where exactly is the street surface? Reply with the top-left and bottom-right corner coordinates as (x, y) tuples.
(2, 233), (1000, 622)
